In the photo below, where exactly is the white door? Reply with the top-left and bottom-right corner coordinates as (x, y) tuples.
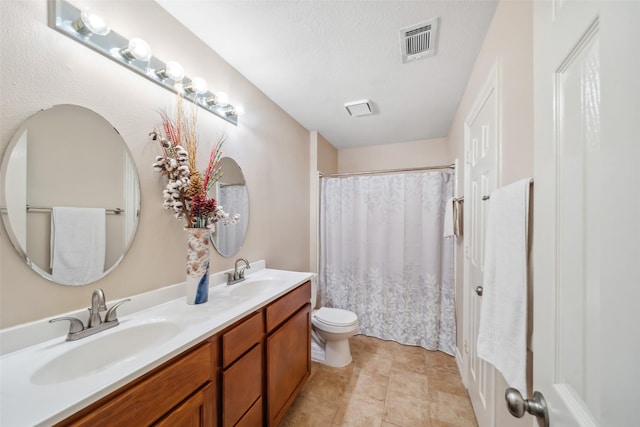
(532, 1), (640, 426)
(464, 63), (499, 427)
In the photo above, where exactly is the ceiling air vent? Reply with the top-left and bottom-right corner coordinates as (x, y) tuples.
(401, 18), (439, 63)
(344, 99), (373, 117)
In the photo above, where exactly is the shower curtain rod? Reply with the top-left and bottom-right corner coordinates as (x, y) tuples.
(319, 164), (455, 178)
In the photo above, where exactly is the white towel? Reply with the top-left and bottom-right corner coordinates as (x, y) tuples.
(443, 197), (455, 237)
(51, 207), (106, 285)
(477, 179), (531, 396)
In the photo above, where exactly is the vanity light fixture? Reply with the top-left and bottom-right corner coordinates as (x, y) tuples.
(71, 9), (110, 36)
(119, 38), (152, 62)
(155, 61), (185, 81)
(48, 0), (240, 126)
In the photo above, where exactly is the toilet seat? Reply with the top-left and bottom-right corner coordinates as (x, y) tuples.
(313, 307), (358, 327)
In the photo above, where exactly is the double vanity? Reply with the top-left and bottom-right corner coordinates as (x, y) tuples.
(0, 104), (290, 425)
(0, 263), (314, 426)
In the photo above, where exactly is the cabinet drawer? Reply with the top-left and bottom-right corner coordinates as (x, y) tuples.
(222, 311), (263, 367)
(222, 343), (263, 427)
(63, 342), (214, 427)
(266, 281), (311, 333)
(235, 397), (263, 427)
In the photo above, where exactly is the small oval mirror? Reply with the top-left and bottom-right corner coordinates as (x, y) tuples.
(0, 105), (141, 285)
(208, 157), (249, 257)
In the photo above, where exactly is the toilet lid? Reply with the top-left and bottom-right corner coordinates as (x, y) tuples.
(314, 307), (358, 327)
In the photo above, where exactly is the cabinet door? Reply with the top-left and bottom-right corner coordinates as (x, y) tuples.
(154, 383), (214, 427)
(267, 304), (311, 426)
(222, 343), (263, 427)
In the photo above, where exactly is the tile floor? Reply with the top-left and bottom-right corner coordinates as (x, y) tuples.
(280, 335), (479, 427)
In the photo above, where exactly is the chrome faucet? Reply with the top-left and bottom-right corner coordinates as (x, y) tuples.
(226, 258), (251, 286)
(88, 288), (107, 328)
(50, 289), (130, 341)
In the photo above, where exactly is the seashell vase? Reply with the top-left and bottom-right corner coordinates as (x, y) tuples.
(185, 228), (210, 305)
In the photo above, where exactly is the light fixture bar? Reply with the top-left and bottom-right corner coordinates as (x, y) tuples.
(48, 0), (239, 126)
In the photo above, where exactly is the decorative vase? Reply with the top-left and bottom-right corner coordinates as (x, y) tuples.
(186, 228), (210, 305)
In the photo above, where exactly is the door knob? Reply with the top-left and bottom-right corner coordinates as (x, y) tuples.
(505, 388), (549, 427)
(475, 286), (483, 296)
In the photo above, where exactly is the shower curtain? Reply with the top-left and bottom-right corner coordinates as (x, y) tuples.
(217, 184), (249, 251)
(319, 171), (455, 355)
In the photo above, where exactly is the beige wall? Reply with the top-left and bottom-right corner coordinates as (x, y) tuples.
(0, 0), (310, 328)
(338, 138), (449, 173)
(446, 0), (533, 424)
(317, 133), (338, 175)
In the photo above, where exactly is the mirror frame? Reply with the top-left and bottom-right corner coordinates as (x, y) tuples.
(0, 105), (141, 285)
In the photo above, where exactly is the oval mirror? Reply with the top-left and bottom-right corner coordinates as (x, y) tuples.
(208, 157), (249, 257)
(0, 105), (141, 285)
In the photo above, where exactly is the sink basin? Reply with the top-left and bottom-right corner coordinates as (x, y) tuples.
(228, 278), (281, 297)
(31, 320), (181, 385)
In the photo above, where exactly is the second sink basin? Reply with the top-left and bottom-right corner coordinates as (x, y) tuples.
(31, 320), (181, 385)
(227, 278), (281, 297)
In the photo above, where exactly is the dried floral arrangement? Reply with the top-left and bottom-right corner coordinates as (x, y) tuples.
(150, 95), (239, 229)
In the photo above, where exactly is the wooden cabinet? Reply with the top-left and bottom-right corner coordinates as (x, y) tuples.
(56, 280), (311, 427)
(266, 281), (311, 426)
(57, 339), (217, 427)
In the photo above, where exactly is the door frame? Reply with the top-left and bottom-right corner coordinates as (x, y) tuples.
(462, 57), (502, 426)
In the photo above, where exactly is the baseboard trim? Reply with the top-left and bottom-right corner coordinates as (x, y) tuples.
(455, 347), (466, 388)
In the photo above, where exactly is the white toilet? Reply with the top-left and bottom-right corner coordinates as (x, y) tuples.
(310, 278), (359, 367)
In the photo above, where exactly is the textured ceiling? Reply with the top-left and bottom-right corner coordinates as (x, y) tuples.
(156, 1), (498, 149)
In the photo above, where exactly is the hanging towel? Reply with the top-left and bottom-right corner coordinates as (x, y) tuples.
(443, 197), (455, 237)
(51, 207), (106, 285)
(454, 199), (463, 237)
(477, 178), (531, 396)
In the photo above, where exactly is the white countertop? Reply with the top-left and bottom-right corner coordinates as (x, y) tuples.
(0, 263), (314, 427)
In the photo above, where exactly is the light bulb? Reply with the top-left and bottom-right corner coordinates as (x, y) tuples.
(216, 92), (229, 106)
(185, 77), (208, 94)
(72, 9), (110, 36)
(155, 61), (184, 81)
(120, 38), (152, 61)
(234, 106), (245, 116)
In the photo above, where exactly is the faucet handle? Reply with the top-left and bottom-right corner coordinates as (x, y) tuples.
(49, 317), (84, 334)
(105, 299), (131, 323)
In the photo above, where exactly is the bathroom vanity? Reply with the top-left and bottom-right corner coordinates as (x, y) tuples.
(0, 264), (312, 427)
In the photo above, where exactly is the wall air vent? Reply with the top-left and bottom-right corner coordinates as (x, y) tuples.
(401, 18), (439, 63)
